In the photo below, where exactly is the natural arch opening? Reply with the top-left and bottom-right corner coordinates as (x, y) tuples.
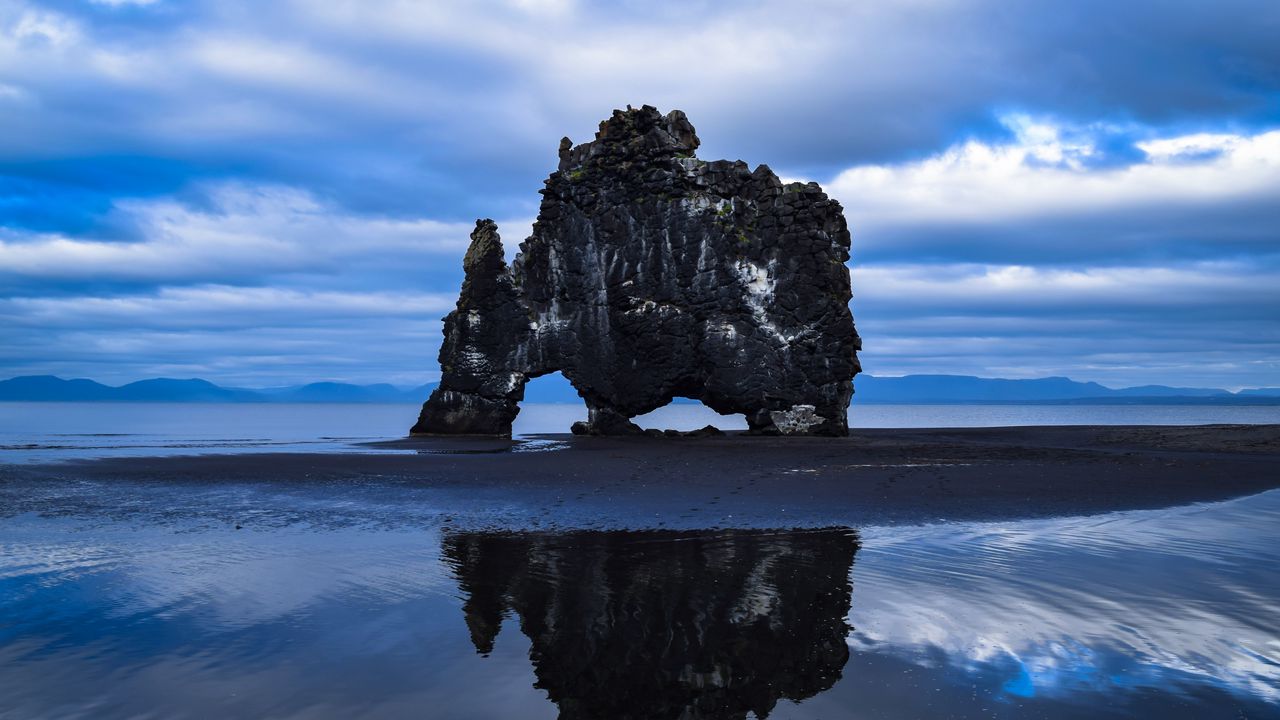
(512, 371), (586, 436)
(630, 397), (748, 433)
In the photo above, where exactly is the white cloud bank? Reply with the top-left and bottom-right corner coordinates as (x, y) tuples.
(852, 261), (1280, 310)
(0, 182), (518, 283)
(828, 118), (1280, 230)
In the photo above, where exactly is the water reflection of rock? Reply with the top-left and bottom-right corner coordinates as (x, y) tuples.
(444, 528), (858, 720)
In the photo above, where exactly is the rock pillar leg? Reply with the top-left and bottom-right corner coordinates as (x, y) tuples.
(571, 402), (643, 436)
(410, 220), (531, 437)
(411, 388), (522, 437)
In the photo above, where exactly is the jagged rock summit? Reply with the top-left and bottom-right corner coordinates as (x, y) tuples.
(413, 105), (861, 437)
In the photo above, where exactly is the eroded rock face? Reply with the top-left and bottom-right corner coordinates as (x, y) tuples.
(413, 105), (861, 436)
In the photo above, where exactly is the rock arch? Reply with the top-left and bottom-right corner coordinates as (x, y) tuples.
(411, 106), (860, 437)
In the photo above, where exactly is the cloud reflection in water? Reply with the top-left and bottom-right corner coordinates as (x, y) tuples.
(0, 488), (1277, 718)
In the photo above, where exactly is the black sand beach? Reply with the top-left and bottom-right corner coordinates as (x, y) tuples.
(6, 424), (1277, 530)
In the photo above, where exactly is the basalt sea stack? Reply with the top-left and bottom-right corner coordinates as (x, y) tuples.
(413, 106), (860, 436)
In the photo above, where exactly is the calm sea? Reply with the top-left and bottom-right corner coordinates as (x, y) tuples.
(2, 401), (1279, 462)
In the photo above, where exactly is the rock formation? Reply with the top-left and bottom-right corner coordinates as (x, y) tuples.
(444, 528), (858, 719)
(413, 105), (861, 436)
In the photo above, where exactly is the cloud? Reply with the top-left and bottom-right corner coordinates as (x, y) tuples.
(88, 0), (161, 7)
(3, 6), (80, 49)
(2, 285), (456, 330)
(0, 285), (454, 386)
(848, 262), (1280, 387)
(819, 118), (1280, 387)
(830, 120), (1280, 247)
(852, 262), (1280, 315)
(0, 182), (521, 290)
(832, 123), (1280, 226)
(3, 0), (1278, 225)
(0, 183), (515, 386)
(0, 0), (1277, 387)
(823, 120), (1280, 265)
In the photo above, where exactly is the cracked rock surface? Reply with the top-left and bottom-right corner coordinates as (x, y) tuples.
(413, 105), (861, 436)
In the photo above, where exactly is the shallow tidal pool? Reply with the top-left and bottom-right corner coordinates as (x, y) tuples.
(1, 478), (1277, 719)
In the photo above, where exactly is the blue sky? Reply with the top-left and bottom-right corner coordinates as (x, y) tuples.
(1, 0), (1278, 389)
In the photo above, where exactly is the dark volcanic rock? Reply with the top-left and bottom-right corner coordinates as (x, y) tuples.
(413, 105), (861, 437)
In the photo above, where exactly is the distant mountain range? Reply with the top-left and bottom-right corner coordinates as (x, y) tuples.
(851, 375), (1280, 404)
(2, 373), (1278, 404)
(0, 375), (436, 404)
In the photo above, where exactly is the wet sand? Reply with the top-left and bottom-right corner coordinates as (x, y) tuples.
(4, 424), (1277, 530)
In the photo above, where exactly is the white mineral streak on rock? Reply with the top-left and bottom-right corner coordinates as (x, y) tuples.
(696, 234), (713, 271)
(738, 260), (773, 297)
(500, 372), (522, 394)
(681, 194), (716, 216)
(546, 242), (564, 321)
(461, 347), (490, 370)
(769, 404), (826, 435)
(624, 299), (684, 318)
(735, 257), (792, 343)
(676, 156), (700, 176)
